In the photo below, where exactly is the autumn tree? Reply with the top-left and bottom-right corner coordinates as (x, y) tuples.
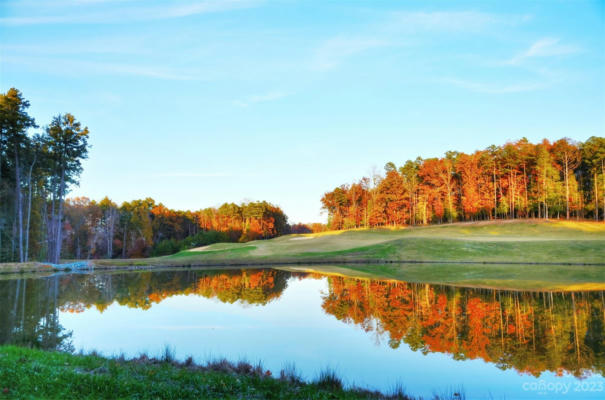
(399, 159), (420, 225)
(456, 152), (483, 219)
(375, 169), (406, 225)
(321, 186), (350, 229)
(580, 137), (605, 221)
(99, 197), (118, 258)
(552, 138), (581, 219)
(322, 137), (602, 229)
(418, 157), (457, 223)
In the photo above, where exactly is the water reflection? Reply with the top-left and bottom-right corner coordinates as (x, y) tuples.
(1, 268), (604, 380)
(322, 276), (605, 378)
(0, 277), (73, 351)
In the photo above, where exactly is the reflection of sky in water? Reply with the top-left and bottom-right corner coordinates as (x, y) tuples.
(60, 277), (604, 399)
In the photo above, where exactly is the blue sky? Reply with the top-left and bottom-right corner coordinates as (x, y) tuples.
(1, 0), (604, 223)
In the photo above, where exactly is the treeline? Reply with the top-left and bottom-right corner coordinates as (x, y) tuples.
(62, 197), (289, 259)
(289, 222), (328, 234)
(0, 88), (289, 263)
(0, 88), (89, 263)
(322, 137), (605, 229)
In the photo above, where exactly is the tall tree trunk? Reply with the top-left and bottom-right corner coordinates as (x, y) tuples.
(11, 218), (16, 259)
(122, 226), (127, 258)
(107, 220), (112, 258)
(523, 163), (528, 218)
(53, 167), (66, 264)
(446, 181), (453, 223)
(493, 165), (497, 219)
(601, 160), (605, 221)
(24, 154), (36, 262)
(595, 171), (599, 221)
(47, 186), (56, 263)
(511, 171), (515, 219)
(107, 209), (115, 258)
(565, 154), (570, 220)
(76, 234), (80, 260)
(40, 189), (47, 261)
(543, 167), (548, 220)
(409, 195), (414, 226)
(509, 172), (512, 219)
(14, 151), (24, 262)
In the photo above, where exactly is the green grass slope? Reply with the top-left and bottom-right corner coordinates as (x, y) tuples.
(158, 220), (605, 266)
(3, 221), (604, 287)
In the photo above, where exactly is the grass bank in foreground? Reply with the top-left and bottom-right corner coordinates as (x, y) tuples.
(0, 346), (460, 400)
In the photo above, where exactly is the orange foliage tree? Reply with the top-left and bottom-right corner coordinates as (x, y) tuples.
(321, 137), (604, 228)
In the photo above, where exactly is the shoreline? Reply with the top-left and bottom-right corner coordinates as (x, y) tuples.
(1, 221), (604, 291)
(0, 345), (444, 400)
(3, 256), (605, 276)
(1, 260), (605, 292)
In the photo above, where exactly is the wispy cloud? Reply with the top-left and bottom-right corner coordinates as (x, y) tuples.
(83, 62), (197, 80)
(71, 0), (139, 4)
(444, 78), (547, 94)
(386, 11), (531, 32)
(311, 10), (531, 71)
(2, 55), (201, 80)
(1, 35), (152, 56)
(233, 91), (290, 107)
(0, 0), (261, 25)
(311, 36), (387, 71)
(154, 172), (230, 178)
(446, 38), (578, 94)
(507, 38), (579, 65)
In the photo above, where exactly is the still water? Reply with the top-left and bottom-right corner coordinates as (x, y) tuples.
(1, 267), (604, 399)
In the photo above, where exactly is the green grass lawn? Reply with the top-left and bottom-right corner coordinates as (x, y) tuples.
(155, 220), (605, 265)
(0, 345), (437, 400)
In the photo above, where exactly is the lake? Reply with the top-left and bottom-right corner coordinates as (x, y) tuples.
(1, 267), (604, 399)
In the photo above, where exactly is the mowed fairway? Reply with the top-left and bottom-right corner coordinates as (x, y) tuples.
(159, 220), (605, 265)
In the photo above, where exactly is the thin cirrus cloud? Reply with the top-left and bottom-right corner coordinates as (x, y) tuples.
(311, 36), (388, 71)
(153, 172), (232, 178)
(444, 78), (547, 94)
(2, 55), (201, 81)
(75, 60), (199, 81)
(233, 91), (290, 107)
(310, 11), (532, 71)
(0, 0), (261, 25)
(386, 10), (531, 32)
(442, 37), (579, 94)
(506, 38), (580, 65)
(152, 172), (260, 180)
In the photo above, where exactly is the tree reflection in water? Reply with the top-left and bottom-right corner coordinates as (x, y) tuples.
(0, 276), (73, 352)
(1, 268), (603, 379)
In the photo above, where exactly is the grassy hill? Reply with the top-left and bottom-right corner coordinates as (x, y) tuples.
(152, 220), (605, 265)
(149, 220), (604, 291)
